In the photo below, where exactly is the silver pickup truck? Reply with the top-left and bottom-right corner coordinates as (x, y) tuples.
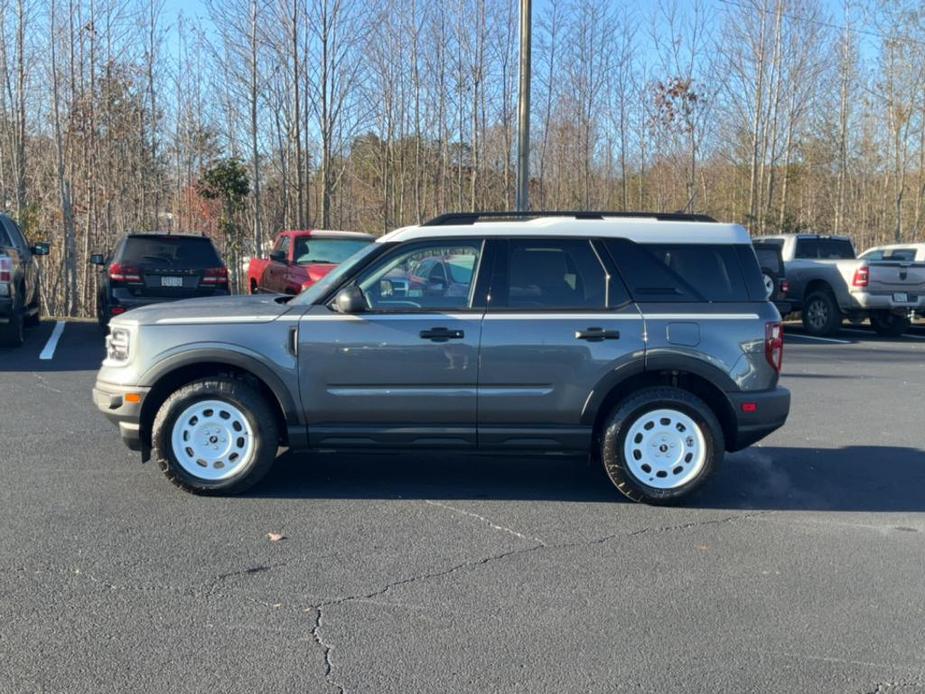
(755, 233), (925, 337)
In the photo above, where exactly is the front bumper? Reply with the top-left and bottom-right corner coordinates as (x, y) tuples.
(92, 380), (151, 452)
(727, 387), (791, 451)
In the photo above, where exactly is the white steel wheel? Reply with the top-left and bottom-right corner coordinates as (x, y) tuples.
(623, 408), (707, 490)
(170, 399), (256, 481)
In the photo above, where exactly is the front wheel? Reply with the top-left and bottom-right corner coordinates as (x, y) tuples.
(151, 377), (280, 494)
(600, 387), (723, 505)
(869, 311), (909, 338)
(802, 291), (841, 336)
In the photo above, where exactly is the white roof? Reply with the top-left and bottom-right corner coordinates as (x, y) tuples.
(379, 216), (750, 245)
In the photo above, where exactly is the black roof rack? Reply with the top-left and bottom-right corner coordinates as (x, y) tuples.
(422, 210), (717, 226)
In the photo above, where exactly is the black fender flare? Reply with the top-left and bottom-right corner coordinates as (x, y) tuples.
(140, 346), (302, 426)
(579, 354), (738, 426)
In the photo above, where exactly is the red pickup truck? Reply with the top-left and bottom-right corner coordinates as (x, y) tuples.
(247, 229), (374, 295)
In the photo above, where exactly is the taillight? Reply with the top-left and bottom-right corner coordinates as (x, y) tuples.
(765, 322), (783, 373)
(780, 279), (790, 296)
(0, 256), (11, 283)
(109, 263), (143, 284)
(852, 266), (869, 288)
(201, 267), (228, 285)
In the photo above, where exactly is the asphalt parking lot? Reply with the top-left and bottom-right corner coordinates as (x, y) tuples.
(1, 320), (924, 693)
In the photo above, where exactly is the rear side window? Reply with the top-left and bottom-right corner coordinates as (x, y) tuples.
(795, 238), (855, 259)
(884, 249), (917, 261)
(754, 246), (782, 274)
(120, 236), (222, 267)
(491, 239), (610, 310)
(605, 240), (755, 302)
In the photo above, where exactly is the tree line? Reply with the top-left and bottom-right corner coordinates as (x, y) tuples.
(0, 0), (924, 315)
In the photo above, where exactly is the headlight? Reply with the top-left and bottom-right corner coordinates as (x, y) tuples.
(106, 327), (132, 363)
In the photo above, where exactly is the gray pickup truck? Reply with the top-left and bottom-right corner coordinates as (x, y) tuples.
(756, 233), (925, 337)
(0, 214), (48, 347)
(94, 211), (790, 505)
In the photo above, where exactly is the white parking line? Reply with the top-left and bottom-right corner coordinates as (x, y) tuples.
(784, 333), (851, 345)
(39, 321), (65, 360)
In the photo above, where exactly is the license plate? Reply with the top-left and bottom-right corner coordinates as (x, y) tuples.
(161, 276), (183, 287)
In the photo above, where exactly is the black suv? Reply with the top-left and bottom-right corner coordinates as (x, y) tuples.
(91, 233), (229, 328)
(0, 214), (48, 347)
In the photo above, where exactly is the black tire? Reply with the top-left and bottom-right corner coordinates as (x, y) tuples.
(151, 377), (280, 495)
(97, 296), (110, 332)
(0, 299), (25, 347)
(869, 311), (909, 338)
(24, 284), (40, 327)
(801, 291), (841, 336)
(600, 386), (724, 505)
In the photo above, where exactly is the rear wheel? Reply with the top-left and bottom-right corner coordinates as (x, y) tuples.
(152, 377), (280, 495)
(600, 387), (723, 505)
(869, 310), (909, 337)
(801, 291), (841, 336)
(0, 299), (25, 347)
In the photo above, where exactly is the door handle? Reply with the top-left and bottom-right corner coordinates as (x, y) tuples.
(575, 327), (620, 341)
(420, 327), (465, 341)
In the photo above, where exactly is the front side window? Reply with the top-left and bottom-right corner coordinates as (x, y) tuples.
(492, 239), (609, 310)
(357, 240), (483, 311)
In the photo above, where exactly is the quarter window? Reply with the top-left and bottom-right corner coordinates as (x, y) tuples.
(492, 239), (610, 310)
(357, 241), (482, 311)
(605, 240), (752, 302)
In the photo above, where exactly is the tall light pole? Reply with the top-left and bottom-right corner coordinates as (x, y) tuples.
(515, 0), (532, 212)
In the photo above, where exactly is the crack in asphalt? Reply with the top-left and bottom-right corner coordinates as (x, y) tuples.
(310, 606), (346, 694)
(302, 509), (770, 692)
(862, 681), (925, 694)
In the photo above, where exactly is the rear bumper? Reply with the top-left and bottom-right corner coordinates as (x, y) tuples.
(0, 296), (11, 321)
(727, 387), (791, 451)
(92, 380), (151, 452)
(106, 290), (230, 315)
(847, 291), (924, 312)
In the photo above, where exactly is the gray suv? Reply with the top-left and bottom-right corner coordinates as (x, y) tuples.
(93, 212), (790, 504)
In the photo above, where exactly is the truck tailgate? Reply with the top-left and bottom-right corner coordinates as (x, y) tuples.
(867, 262), (925, 294)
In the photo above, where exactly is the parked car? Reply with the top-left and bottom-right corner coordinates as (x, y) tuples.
(91, 233), (229, 329)
(247, 229), (373, 295)
(0, 214), (48, 347)
(752, 240), (791, 317)
(93, 211), (790, 505)
(755, 233), (925, 337)
(859, 243), (925, 263)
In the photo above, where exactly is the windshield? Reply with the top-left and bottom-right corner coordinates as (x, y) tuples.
(291, 242), (382, 305)
(294, 237), (371, 265)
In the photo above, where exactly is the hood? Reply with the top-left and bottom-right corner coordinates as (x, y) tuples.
(305, 263), (336, 283)
(112, 294), (295, 327)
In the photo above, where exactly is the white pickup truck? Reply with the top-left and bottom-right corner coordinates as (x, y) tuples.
(755, 233), (925, 337)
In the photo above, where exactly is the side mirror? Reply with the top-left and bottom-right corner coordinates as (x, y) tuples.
(269, 250), (287, 263)
(333, 285), (368, 314)
(90, 253), (105, 266)
(31, 242), (49, 256)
